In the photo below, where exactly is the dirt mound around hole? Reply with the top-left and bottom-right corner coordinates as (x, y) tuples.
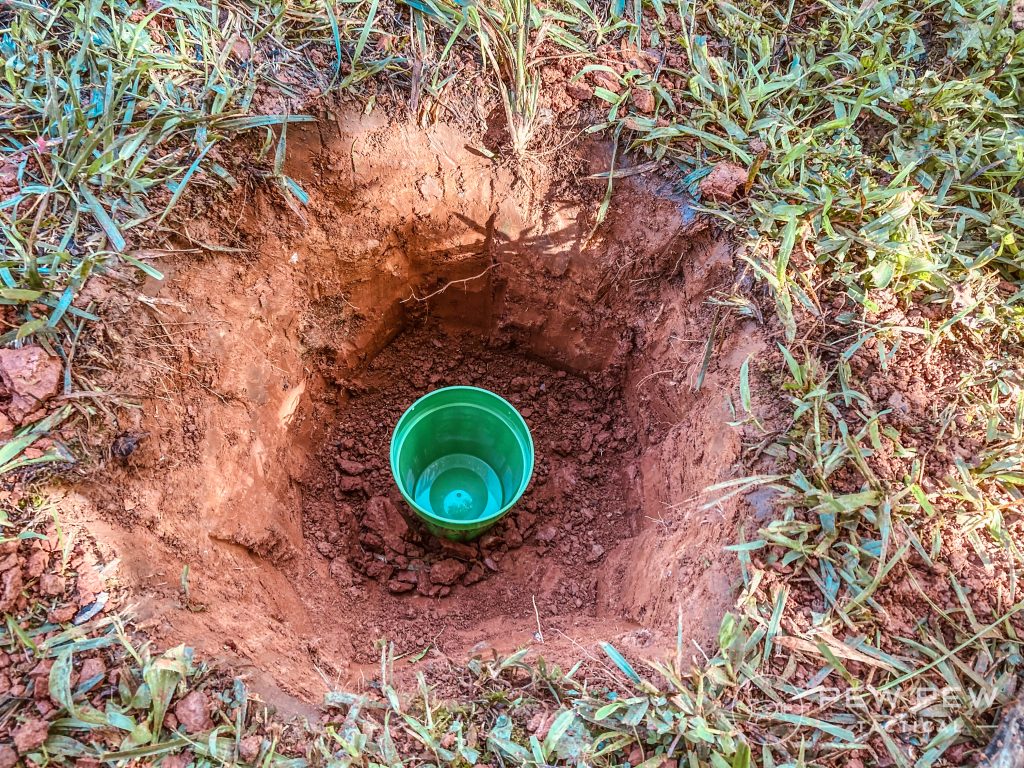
(65, 106), (764, 703)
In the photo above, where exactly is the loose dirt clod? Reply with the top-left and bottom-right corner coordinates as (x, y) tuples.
(698, 162), (748, 201)
(174, 690), (214, 734)
(0, 346), (61, 425)
(12, 718), (48, 753)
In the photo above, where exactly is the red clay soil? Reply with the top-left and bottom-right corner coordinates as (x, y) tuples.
(59, 106), (762, 704)
(301, 321), (637, 621)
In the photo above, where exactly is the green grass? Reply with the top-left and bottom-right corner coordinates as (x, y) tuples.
(0, 0), (405, 346)
(2, 0), (288, 338)
(0, 0), (399, 464)
(624, 0), (1024, 762)
(2, 0), (1023, 765)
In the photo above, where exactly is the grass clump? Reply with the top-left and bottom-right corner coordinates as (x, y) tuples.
(0, 0), (400, 467)
(599, 0), (1024, 763)
(2, 0), (292, 341)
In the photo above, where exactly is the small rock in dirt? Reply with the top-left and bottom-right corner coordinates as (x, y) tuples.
(364, 559), (394, 582)
(415, 571), (433, 596)
(405, 544), (425, 558)
(335, 502), (355, 524)
(25, 549), (48, 579)
(360, 530), (385, 552)
(48, 604), (77, 624)
(0, 745), (17, 768)
(78, 657), (106, 683)
(626, 745), (644, 766)
(565, 80), (593, 101)
(239, 735), (262, 761)
(13, 718), (49, 753)
(429, 558), (467, 586)
(77, 566), (103, 596)
(463, 564), (486, 586)
(552, 440), (572, 455)
(483, 556), (500, 572)
(29, 659), (53, 691)
(699, 162), (748, 201)
(364, 497), (408, 552)
(586, 544), (605, 563)
(336, 458), (365, 475)
(0, 566), (23, 613)
(630, 87), (655, 114)
(438, 538), (477, 560)
(536, 525), (558, 544)
(339, 475), (366, 493)
(174, 690), (214, 733)
(516, 509), (537, 535)
(396, 568), (419, 584)
(387, 578), (416, 594)
(316, 540), (335, 557)
(506, 528), (523, 549)
(0, 346), (62, 424)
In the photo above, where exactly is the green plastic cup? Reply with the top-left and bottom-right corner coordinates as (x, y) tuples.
(390, 386), (534, 541)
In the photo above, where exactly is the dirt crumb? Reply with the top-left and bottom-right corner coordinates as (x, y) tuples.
(631, 88), (655, 114)
(13, 718), (49, 753)
(0, 346), (62, 424)
(430, 558), (467, 586)
(239, 735), (262, 761)
(174, 690), (214, 733)
(699, 162), (748, 201)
